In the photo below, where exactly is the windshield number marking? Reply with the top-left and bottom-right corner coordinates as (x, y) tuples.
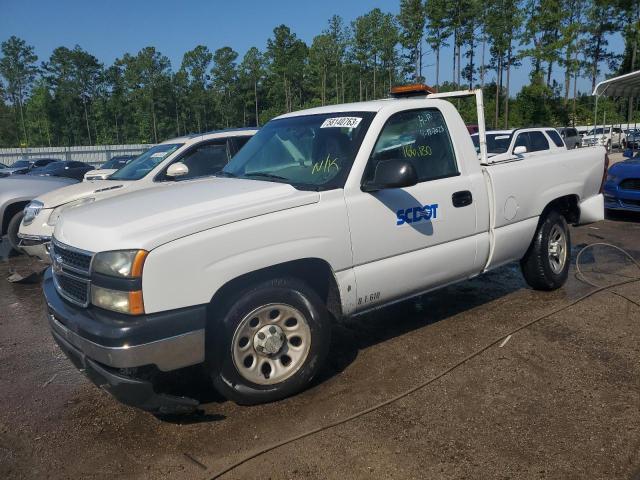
(320, 117), (362, 129)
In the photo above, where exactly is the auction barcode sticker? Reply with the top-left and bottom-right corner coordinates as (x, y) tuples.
(320, 117), (362, 129)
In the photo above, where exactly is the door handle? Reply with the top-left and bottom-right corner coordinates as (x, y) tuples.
(452, 190), (473, 208)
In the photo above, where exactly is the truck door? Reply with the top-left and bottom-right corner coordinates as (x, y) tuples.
(345, 107), (480, 311)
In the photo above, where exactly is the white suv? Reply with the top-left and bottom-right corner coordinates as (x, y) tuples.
(19, 128), (257, 260)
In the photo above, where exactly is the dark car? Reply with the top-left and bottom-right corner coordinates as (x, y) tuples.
(28, 160), (94, 181)
(13, 158), (60, 174)
(604, 155), (640, 213)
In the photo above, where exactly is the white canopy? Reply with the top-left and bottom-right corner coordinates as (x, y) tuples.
(593, 69), (640, 98)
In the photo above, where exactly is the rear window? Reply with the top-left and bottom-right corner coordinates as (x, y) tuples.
(529, 132), (550, 152)
(546, 130), (564, 148)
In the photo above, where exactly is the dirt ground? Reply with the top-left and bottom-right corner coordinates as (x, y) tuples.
(1, 215), (639, 480)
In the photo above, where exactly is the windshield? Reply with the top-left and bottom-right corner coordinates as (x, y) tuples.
(40, 161), (64, 172)
(471, 133), (513, 154)
(102, 156), (135, 169)
(12, 160), (30, 168)
(222, 112), (375, 190)
(109, 144), (182, 180)
(587, 128), (607, 135)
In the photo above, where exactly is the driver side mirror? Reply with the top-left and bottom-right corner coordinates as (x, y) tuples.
(513, 145), (527, 155)
(361, 159), (418, 192)
(166, 162), (189, 178)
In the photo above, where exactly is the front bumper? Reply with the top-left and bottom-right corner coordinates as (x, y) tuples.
(43, 269), (207, 412)
(604, 185), (640, 212)
(17, 233), (51, 262)
(51, 324), (199, 413)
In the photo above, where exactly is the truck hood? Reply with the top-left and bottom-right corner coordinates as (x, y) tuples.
(55, 177), (320, 252)
(35, 179), (129, 208)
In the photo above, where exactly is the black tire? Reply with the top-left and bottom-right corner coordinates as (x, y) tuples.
(6, 210), (24, 254)
(606, 140), (612, 152)
(208, 277), (331, 405)
(520, 211), (571, 291)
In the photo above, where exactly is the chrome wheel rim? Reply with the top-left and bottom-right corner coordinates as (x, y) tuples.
(231, 303), (311, 385)
(548, 224), (567, 274)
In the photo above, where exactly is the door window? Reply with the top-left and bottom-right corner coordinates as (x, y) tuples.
(365, 108), (458, 183)
(528, 132), (550, 152)
(173, 141), (229, 180)
(514, 133), (529, 151)
(546, 130), (564, 147)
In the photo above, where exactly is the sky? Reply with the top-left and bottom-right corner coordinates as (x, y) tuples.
(0, 0), (626, 96)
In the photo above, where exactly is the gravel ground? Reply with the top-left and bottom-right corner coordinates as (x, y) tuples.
(0, 214), (639, 480)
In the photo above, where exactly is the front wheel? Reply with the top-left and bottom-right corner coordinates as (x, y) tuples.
(208, 277), (331, 405)
(6, 211), (24, 254)
(520, 211), (571, 291)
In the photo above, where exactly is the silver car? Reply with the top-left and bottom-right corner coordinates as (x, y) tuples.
(557, 127), (581, 149)
(0, 175), (77, 253)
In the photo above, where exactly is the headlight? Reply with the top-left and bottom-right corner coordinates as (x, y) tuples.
(47, 197), (95, 226)
(605, 174), (618, 184)
(23, 200), (44, 225)
(92, 249), (148, 278)
(91, 285), (145, 315)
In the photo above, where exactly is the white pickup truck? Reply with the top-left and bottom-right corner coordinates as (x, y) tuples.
(43, 86), (607, 413)
(19, 128), (257, 261)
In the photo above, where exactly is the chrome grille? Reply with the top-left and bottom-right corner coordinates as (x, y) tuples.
(51, 239), (94, 307)
(51, 240), (92, 274)
(54, 272), (90, 306)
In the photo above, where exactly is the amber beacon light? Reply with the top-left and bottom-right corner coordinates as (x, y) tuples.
(390, 84), (437, 97)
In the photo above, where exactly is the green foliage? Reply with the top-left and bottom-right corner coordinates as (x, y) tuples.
(0, 0), (636, 148)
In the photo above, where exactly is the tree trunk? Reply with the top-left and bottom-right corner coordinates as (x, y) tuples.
(83, 99), (92, 145)
(572, 63), (578, 124)
(495, 56), (502, 129)
(151, 96), (158, 143)
(591, 33), (602, 92)
(254, 79), (259, 127)
(18, 96), (28, 145)
(436, 45), (441, 89)
(469, 39), (475, 89)
(335, 60), (339, 104)
(504, 45), (512, 129)
(373, 54), (377, 99)
(563, 49), (571, 104)
(628, 28), (638, 123)
(418, 41), (423, 81)
(480, 28), (486, 89)
(175, 100), (180, 136)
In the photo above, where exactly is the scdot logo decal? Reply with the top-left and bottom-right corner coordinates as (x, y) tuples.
(396, 203), (439, 226)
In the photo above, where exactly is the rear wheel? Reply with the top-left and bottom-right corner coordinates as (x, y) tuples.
(520, 211), (571, 291)
(207, 277), (331, 405)
(6, 211), (24, 254)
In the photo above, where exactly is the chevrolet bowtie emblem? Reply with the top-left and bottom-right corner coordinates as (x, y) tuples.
(52, 254), (64, 274)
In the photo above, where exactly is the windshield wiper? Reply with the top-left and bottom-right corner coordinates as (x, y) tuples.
(243, 172), (288, 181)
